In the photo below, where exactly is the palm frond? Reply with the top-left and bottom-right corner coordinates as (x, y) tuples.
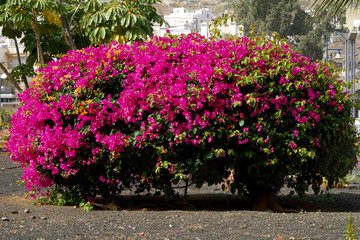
(312, 0), (360, 14)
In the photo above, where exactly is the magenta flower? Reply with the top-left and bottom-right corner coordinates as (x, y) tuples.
(293, 130), (299, 138)
(289, 142), (298, 150)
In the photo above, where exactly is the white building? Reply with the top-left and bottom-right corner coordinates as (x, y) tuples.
(201, 17), (243, 39)
(154, 8), (243, 39)
(154, 7), (215, 36)
(345, 4), (360, 32)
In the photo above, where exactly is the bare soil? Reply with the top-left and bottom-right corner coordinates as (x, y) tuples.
(1, 151), (360, 240)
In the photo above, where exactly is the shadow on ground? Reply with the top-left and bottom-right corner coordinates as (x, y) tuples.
(89, 183), (360, 213)
(1, 151), (359, 213)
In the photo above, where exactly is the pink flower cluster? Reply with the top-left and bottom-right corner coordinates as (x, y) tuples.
(7, 33), (351, 197)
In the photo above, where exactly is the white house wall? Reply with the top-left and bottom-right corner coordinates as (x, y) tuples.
(162, 7), (215, 36)
(155, 7), (242, 39)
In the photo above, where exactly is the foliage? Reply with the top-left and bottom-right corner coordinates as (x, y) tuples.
(79, 0), (167, 43)
(337, 174), (360, 188)
(233, 0), (347, 61)
(321, 174), (359, 188)
(30, 186), (94, 211)
(0, 0), (167, 55)
(79, 200), (94, 211)
(10, 63), (36, 84)
(295, 32), (324, 62)
(0, 0), (167, 90)
(209, 13), (236, 39)
(345, 212), (358, 240)
(2, 135), (9, 141)
(0, 108), (13, 130)
(312, 0), (360, 14)
(8, 30), (359, 203)
(20, 30), (72, 66)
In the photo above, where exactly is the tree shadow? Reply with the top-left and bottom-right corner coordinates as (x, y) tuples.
(106, 193), (253, 211)
(90, 188), (360, 212)
(276, 189), (360, 213)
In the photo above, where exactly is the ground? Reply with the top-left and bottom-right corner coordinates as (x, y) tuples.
(1, 152), (359, 240)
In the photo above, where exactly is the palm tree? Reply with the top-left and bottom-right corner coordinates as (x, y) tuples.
(312, 0), (360, 13)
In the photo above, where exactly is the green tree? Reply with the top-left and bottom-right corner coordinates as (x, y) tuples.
(233, 0), (346, 61)
(0, 0), (63, 65)
(0, 0), (167, 92)
(234, 0), (276, 36)
(79, 0), (167, 44)
(295, 32), (323, 61)
(234, 0), (303, 38)
(264, 1), (294, 37)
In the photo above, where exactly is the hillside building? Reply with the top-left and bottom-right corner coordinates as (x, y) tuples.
(154, 7), (242, 38)
(155, 7), (215, 36)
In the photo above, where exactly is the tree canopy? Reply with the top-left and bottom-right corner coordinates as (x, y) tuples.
(233, 0), (347, 61)
(0, 0), (167, 91)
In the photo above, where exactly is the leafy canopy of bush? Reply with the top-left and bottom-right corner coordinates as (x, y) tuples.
(8, 31), (358, 202)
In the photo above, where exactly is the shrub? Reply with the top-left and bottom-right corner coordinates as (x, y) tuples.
(345, 212), (358, 240)
(8, 31), (359, 210)
(0, 108), (13, 130)
(2, 135), (9, 141)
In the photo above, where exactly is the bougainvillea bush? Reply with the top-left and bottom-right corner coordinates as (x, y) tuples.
(8, 31), (359, 210)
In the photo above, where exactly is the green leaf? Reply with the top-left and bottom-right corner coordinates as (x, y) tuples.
(89, 12), (106, 25)
(31, 0), (51, 10)
(0, 11), (11, 22)
(99, 27), (106, 39)
(244, 151), (253, 158)
(125, 15), (131, 28)
(205, 152), (213, 160)
(125, 29), (133, 40)
(120, 16), (127, 26)
(344, 212), (357, 240)
(1, 25), (22, 39)
(105, 8), (114, 20)
(84, 0), (101, 12)
(131, 14), (137, 26)
(7, 0), (26, 4)
(137, 15), (144, 25)
(12, 13), (24, 23)
(92, 27), (99, 37)
(239, 119), (245, 127)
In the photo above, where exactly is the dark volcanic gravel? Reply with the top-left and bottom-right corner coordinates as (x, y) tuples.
(1, 151), (359, 240)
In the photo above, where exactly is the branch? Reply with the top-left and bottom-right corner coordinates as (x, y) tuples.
(70, 1), (83, 27)
(31, 9), (45, 65)
(0, 63), (23, 93)
(13, 38), (29, 89)
(60, 14), (77, 50)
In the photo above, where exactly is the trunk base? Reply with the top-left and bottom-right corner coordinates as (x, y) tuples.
(252, 192), (295, 212)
